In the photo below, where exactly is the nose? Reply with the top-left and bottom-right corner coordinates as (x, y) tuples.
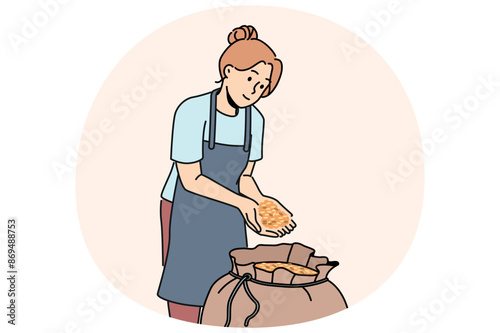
(251, 81), (260, 95)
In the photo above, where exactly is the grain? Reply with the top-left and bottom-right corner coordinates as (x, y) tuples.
(254, 262), (318, 275)
(258, 199), (289, 229)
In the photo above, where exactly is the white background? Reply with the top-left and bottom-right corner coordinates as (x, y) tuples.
(1, 0), (499, 332)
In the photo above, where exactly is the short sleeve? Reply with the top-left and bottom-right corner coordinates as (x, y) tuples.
(170, 98), (207, 163)
(249, 106), (264, 161)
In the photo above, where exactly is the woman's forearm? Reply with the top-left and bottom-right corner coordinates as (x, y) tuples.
(239, 174), (266, 204)
(183, 174), (246, 208)
(176, 161), (247, 208)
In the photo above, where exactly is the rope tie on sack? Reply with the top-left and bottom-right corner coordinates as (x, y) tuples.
(224, 271), (330, 327)
(224, 273), (259, 327)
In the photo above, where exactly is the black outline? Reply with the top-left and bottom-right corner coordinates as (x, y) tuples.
(302, 287), (312, 302)
(217, 277), (237, 294)
(333, 282), (349, 309)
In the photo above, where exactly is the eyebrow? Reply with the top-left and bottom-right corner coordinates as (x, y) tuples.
(251, 70), (259, 75)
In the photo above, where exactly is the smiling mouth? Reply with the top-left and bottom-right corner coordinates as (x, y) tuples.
(242, 94), (250, 101)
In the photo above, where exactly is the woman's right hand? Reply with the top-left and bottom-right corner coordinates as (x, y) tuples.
(237, 197), (262, 234)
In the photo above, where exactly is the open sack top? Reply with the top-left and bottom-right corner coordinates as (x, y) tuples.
(229, 242), (340, 285)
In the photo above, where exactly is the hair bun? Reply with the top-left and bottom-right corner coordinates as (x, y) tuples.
(228, 25), (258, 44)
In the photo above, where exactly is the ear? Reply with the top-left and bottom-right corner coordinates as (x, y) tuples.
(224, 65), (234, 78)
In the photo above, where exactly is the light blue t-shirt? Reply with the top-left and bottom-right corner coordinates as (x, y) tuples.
(161, 91), (264, 201)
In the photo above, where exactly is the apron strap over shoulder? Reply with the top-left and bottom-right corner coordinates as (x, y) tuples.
(243, 105), (252, 152)
(209, 88), (252, 152)
(209, 89), (218, 150)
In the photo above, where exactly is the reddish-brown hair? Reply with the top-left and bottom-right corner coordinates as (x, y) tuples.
(219, 25), (282, 97)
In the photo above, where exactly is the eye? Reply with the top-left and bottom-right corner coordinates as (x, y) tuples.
(248, 77), (252, 81)
(260, 84), (264, 89)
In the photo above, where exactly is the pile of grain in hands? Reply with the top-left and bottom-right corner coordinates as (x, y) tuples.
(258, 199), (290, 229)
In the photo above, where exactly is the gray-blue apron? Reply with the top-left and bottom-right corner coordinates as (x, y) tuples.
(157, 88), (251, 306)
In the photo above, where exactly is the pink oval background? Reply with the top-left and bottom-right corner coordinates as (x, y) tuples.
(76, 6), (424, 321)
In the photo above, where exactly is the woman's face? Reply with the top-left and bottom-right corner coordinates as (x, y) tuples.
(224, 62), (272, 107)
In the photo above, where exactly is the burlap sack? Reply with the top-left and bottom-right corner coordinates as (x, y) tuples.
(201, 243), (347, 327)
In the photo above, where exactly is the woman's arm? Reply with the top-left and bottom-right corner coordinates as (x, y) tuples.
(238, 161), (266, 203)
(177, 161), (261, 233)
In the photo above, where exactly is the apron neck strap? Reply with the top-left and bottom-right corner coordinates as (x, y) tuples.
(243, 105), (251, 153)
(209, 88), (252, 152)
(209, 89), (218, 150)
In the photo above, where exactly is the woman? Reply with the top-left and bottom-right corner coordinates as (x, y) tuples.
(157, 25), (296, 324)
